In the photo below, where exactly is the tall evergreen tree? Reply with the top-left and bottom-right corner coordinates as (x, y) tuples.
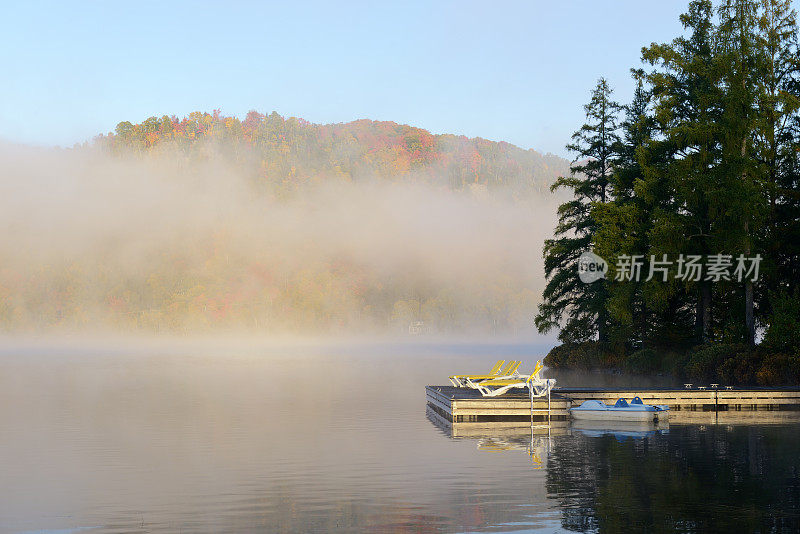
(593, 80), (693, 347)
(715, 0), (764, 344)
(536, 78), (621, 342)
(753, 0), (800, 318)
(641, 0), (725, 343)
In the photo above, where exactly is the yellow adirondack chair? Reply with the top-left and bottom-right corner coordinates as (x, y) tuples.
(449, 359), (510, 387)
(468, 360), (555, 397)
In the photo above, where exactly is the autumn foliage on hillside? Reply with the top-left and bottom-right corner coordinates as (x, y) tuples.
(0, 113), (567, 335)
(97, 110), (567, 194)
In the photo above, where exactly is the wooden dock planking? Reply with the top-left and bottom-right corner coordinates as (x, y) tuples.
(426, 385), (571, 422)
(668, 409), (800, 424)
(557, 387), (800, 411)
(426, 385), (800, 423)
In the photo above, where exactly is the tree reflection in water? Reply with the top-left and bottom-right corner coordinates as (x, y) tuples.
(547, 423), (800, 533)
(432, 408), (800, 533)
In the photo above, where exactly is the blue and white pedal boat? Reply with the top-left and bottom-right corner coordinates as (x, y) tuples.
(570, 397), (669, 422)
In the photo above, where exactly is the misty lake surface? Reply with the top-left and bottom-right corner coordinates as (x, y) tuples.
(1, 340), (799, 533)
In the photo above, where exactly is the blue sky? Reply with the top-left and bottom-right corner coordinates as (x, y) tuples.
(2, 1), (695, 157)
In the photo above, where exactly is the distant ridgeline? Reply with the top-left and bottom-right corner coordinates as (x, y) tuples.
(96, 111), (568, 194)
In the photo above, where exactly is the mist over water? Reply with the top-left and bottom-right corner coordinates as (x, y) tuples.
(1, 343), (798, 533)
(0, 141), (563, 335)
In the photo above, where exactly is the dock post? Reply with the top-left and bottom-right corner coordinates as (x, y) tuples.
(547, 385), (551, 426)
(529, 384), (534, 426)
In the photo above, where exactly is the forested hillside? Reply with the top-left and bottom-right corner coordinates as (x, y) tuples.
(97, 112), (567, 195)
(0, 115), (568, 335)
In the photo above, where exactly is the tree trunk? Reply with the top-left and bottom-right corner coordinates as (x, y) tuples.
(697, 283), (713, 343)
(743, 136), (755, 345)
(745, 279), (754, 344)
(745, 224), (755, 345)
(695, 287), (704, 343)
(598, 321), (608, 343)
(597, 284), (609, 343)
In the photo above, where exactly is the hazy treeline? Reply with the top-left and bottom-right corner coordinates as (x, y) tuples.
(0, 117), (568, 335)
(538, 0), (800, 384)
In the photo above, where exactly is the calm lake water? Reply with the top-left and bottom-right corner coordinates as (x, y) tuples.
(1, 340), (798, 533)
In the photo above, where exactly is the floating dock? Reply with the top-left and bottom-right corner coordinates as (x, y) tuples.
(426, 385), (570, 424)
(426, 385), (800, 424)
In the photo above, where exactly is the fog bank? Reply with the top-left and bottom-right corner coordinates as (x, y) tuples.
(0, 142), (563, 335)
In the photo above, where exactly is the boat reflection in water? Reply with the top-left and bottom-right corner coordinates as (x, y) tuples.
(570, 419), (669, 440)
